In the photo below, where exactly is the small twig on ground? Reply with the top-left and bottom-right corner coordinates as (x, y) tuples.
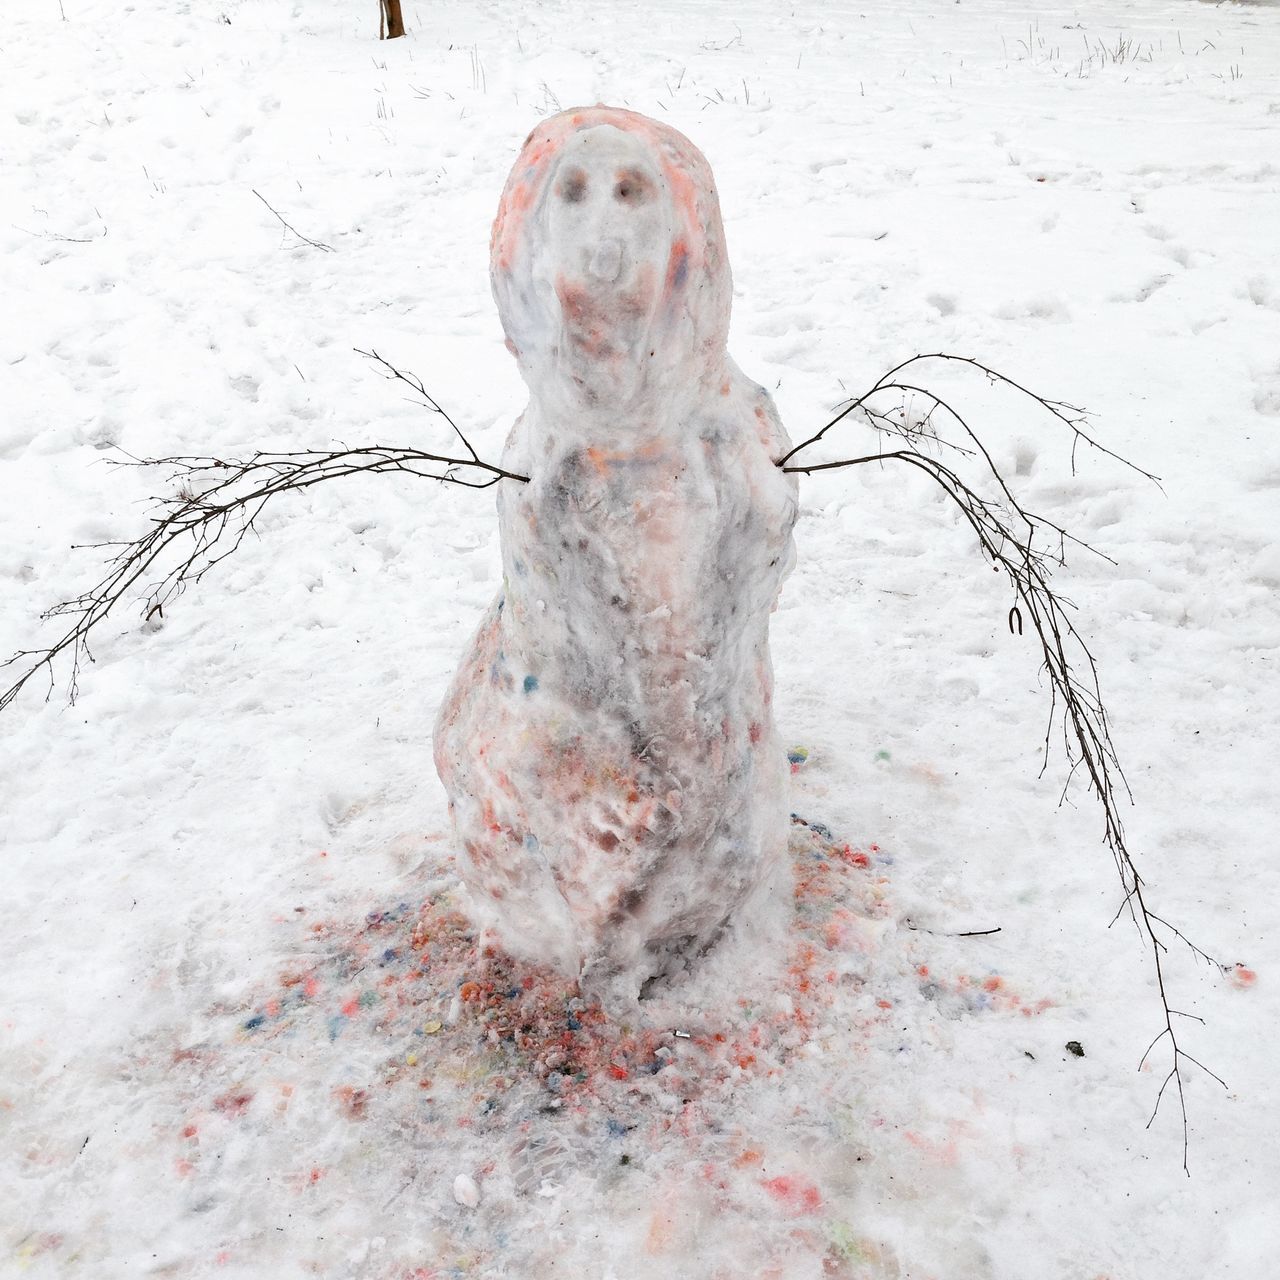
(252, 189), (333, 253)
(905, 919), (1002, 939)
(14, 223), (107, 244)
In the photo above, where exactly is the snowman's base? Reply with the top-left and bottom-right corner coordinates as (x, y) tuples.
(17, 807), (1046, 1278)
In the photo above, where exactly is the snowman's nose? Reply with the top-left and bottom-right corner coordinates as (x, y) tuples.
(588, 238), (623, 283)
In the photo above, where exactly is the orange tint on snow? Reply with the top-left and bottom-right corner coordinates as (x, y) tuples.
(761, 1174), (823, 1216)
(332, 1085), (370, 1120)
(212, 1090), (253, 1117)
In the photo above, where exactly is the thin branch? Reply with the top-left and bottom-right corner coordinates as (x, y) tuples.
(1, 362), (526, 714)
(779, 352), (1162, 490)
(13, 223), (106, 244)
(781, 362), (1218, 1171)
(252, 189), (333, 253)
(355, 348), (480, 463)
(1146, 911), (1228, 973)
(905, 920), (1002, 938)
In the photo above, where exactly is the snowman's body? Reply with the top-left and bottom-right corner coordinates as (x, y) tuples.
(434, 108), (797, 1005)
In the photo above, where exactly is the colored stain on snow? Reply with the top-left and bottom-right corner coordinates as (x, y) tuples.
(211, 1090), (253, 1117)
(333, 1085), (370, 1120)
(761, 1174), (823, 1215)
(149, 813), (1051, 1275)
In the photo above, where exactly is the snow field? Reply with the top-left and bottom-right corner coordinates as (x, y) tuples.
(2, 0), (1279, 1276)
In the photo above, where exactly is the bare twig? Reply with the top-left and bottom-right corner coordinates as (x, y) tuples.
(0, 356), (524, 713)
(356, 348), (480, 464)
(778, 352), (1163, 489)
(905, 919), (1002, 938)
(252, 189), (333, 253)
(780, 358), (1222, 1171)
(13, 223), (107, 244)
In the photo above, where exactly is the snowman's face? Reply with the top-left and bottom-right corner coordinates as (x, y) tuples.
(541, 126), (678, 406)
(492, 107), (732, 420)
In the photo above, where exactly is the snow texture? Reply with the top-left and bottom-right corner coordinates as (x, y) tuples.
(435, 108), (799, 1008)
(2, 1), (1279, 1278)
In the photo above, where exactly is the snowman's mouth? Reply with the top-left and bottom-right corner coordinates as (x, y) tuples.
(555, 269), (657, 366)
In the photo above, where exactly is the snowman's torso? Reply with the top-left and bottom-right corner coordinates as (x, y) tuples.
(434, 380), (797, 999)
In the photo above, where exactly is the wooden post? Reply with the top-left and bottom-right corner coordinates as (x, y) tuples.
(380, 0), (405, 39)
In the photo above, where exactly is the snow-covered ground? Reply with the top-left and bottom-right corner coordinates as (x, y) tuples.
(2, 1), (1278, 1276)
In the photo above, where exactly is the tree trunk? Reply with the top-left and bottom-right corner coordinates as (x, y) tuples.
(380, 0), (405, 39)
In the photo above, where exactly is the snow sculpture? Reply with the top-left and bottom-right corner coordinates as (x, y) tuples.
(434, 107), (798, 1009)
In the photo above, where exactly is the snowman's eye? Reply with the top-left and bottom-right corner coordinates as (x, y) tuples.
(559, 169), (588, 203)
(614, 169), (652, 204)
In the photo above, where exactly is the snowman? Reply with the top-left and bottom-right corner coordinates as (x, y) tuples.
(434, 107), (798, 1009)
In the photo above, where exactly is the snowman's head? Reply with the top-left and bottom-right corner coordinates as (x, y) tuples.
(491, 107), (732, 417)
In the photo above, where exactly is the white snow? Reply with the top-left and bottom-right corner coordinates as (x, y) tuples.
(452, 1173), (480, 1211)
(2, 1), (1278, 1277)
